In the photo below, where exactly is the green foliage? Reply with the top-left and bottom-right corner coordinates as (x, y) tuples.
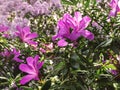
(1, 0), (120, 90)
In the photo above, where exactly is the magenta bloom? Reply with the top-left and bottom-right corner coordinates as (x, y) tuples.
(16, 26), (38, 46)
(0, 48), (23, 62)
(109, 69), (118, 75)
(109, 0), (120, 17)
(52, 12), (94, 47)
(0, 24), (8, 33)
(0, 24), (9, 38)
(19, 55), (44, 85)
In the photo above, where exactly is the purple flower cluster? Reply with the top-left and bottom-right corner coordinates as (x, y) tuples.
(52, 12), (94, 47)
(0, 0), (62, 17)
(0, 0), (62, 38)
(17, 1), (49, 16)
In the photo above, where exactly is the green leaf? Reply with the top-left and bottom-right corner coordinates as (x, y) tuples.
(0, 77), (8, 80)
(96, 38), (113, 48)
(70, 53), (80, 61)
(61, 0), (79, 5)
(71, 70), (88, 75)
(61, 0), (74, 5)
(85, 0), (90, 9)
(93, 0), (96, 6)
(21, 86), (33, 90)
(104, 64), (116, 70)
(54, 61), (65, 73)
(41, 80), (51, 90)
(71, 63), (80, 69)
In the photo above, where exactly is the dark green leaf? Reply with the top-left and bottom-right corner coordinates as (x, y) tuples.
(41, 80), (51, 90)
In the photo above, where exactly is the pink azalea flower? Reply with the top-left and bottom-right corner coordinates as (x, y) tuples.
(57, 39), (68, 47)
(0, 48), (23, 62)
(52, 12), (94, 47)
(19, 55), (44, 85)
(0, 24), (8, 32)
(109, 0), (120, 17)
(16, 26), (38, 46)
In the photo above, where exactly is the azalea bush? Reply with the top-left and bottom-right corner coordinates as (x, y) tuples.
(0, 0), (120, 90)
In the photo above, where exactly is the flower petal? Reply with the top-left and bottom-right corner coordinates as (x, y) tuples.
(38, 61), (44, 69)
(118, 0), (120, 8)
(109, 8), (117, 17)
(34, 55), (39, 63)
(19, 64), (34, 74)
(33, 55), (40, 69)
(26, 57), (34, 64)
(23, 26), (31, 35)
(81, 30), (94, 40)
(57, 39), (68, 47)
(20, 75), (35, 85)
(69, 30), (82, 41)
(27, 40), (38, 46)
(74, 12), (82, 23)
(52, 35), (59, 41)
(64, 13), (76, 29)
(109, 0), (118, 17)
(79, 16), (91, 30)
(13, 57), (23, 62)
(34, 55), (39, 62)
(16, 25), (22, 32)
(25, 32), (38, 40)
(57, 20), (70, 37)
